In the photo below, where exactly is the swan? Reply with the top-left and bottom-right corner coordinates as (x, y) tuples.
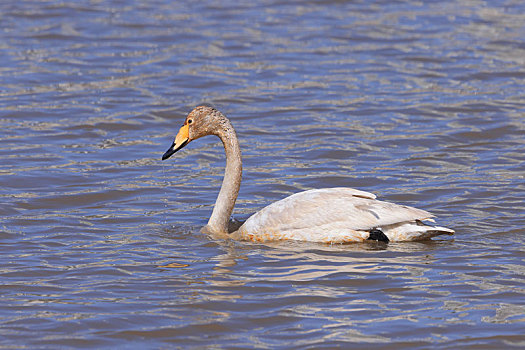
(162, 106), (454, 243)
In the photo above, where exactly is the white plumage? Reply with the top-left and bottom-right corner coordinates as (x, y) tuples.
(162, 106), (454, 244)
(234, 188), (453, 243)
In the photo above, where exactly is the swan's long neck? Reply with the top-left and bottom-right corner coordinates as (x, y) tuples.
(207, 119), (242, 234)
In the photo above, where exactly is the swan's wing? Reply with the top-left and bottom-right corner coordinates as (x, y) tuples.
(238, 187), (433, 235)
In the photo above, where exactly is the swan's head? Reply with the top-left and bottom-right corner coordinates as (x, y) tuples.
(162, 106), (225, 160)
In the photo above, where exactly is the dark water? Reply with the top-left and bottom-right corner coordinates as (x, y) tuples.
(1, 1), (525, 348)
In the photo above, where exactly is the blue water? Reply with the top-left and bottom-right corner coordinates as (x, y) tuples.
(1, 1), (524, 348)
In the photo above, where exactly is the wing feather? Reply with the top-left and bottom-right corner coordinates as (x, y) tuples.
(239, 187), (433, 235)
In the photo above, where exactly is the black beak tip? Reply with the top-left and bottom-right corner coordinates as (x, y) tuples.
(162, 144), (176, 160)
(161, 150), (173, 160)
(161, 140), (188, 160)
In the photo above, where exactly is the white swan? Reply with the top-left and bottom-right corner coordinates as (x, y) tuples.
(162, 106), (454, 243)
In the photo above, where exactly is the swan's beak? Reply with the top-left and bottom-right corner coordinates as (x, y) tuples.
(162, 124), (189, 160)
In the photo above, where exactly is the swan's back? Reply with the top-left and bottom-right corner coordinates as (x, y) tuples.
(234, 187), (452, 243)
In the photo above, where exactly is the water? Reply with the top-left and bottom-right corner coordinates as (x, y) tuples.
(1, 0), (524, 348)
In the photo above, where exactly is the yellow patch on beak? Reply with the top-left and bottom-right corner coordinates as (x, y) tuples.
(161, 123), (190, 160)
(174, 123), (189, 148)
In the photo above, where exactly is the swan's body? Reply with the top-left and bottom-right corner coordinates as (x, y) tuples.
(162, 106), (454, 243)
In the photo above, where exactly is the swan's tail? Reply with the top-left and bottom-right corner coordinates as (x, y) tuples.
(382, 219), (454, 242)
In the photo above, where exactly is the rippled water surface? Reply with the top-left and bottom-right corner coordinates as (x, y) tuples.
(1, 1), (525, 348)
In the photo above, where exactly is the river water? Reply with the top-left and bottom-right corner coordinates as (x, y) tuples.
(1, 1), (524, 348)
